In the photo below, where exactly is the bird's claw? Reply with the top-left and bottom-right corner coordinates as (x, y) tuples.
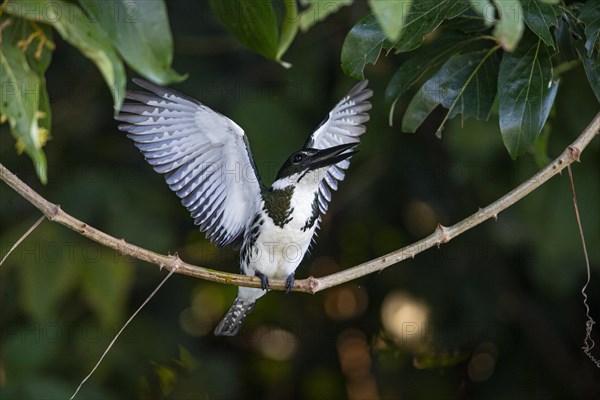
(285, 273), (295, 294)
(255, 270), (270, 291)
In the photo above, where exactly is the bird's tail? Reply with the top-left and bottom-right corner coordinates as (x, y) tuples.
(214, 297), (256, 336)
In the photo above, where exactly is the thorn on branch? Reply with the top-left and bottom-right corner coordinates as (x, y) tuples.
(168, 252), (184, 271)
(568, 146), (581, 162)
(307, 276), (319, 294)
(435, 223), (451, 246)
(48, 204), (61, 220)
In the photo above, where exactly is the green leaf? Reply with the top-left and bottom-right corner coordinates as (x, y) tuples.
(386, 32), (483, 104)
(369, 0), (412, 41)
(574, 39), (600, 103)
(521, 0), (561, 48)
(579, 0), (600, 56)
(393, 0), (471, 52)
(469, 0), (494, 26)
(78, 0), (186, 85)
(341, 14), (387, 79)
(554, 12), (599, 102)
(298, 0), (353, 32)
(36, 73), (51, 173)
(0, 16), (52, 183)
(208, 0), (279, 60)
(6, 0), (126, 112)
(498, 34), (558, 158)
(342, 1), (472, 78)
(554, 13), (577, 62)
(448, 51), (499, 121)
(402, 48), (500, 135)
(492, 0), (525, 51)
(443, 9), (495, 32)
(20, 22), (54, 75)
(580, 52), (600, 103)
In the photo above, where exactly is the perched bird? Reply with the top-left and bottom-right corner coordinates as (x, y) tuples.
(116, 79), (372, 336)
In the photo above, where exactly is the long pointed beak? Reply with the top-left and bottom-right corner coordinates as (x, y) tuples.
(303, 143), (358, 170)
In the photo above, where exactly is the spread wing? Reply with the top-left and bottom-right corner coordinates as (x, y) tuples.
(116, 79), (262, 247)
(305, 80), (372, 215)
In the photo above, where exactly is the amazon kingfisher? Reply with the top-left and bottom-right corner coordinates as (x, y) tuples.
(116, 79), (372, 336)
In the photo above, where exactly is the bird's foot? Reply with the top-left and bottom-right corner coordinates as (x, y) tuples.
(285, 273), (295, 294)
(255, 270), (270, 291)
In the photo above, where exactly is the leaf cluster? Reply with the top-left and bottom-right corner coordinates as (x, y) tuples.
(193, 0), (600, 158)
(0, 0), (185, 183)
(339, 0), (600, 158)
(1, 0), (598, 182)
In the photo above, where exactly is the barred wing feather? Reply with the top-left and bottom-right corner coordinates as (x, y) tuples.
(305, 80), (372, 215)
(116, 79), (262, 247)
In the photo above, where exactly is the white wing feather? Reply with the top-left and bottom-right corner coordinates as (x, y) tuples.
(305, 80), (372, 215)
(116, 79), (262, 247)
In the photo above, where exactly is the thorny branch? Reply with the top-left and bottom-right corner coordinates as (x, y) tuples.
(1, 112), (599, 294)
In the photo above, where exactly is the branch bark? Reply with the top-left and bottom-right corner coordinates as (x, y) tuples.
(1, 113), (599, 294)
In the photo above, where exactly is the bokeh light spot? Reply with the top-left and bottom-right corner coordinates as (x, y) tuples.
(468, 342), (497, 382)
(324, 286), (368, 321)
(254, 327), (298, 361)
(381, 291), (430, 348)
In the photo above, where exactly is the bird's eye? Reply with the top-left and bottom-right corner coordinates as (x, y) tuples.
(292, 153), (304, 163)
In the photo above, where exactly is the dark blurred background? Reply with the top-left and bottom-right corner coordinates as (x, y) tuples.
(1, 1), (599, 399)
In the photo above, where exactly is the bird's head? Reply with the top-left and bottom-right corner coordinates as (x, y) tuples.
(273, 143), (357, 188)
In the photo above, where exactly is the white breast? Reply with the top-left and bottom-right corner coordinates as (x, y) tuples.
(244, 188), (318, 280)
